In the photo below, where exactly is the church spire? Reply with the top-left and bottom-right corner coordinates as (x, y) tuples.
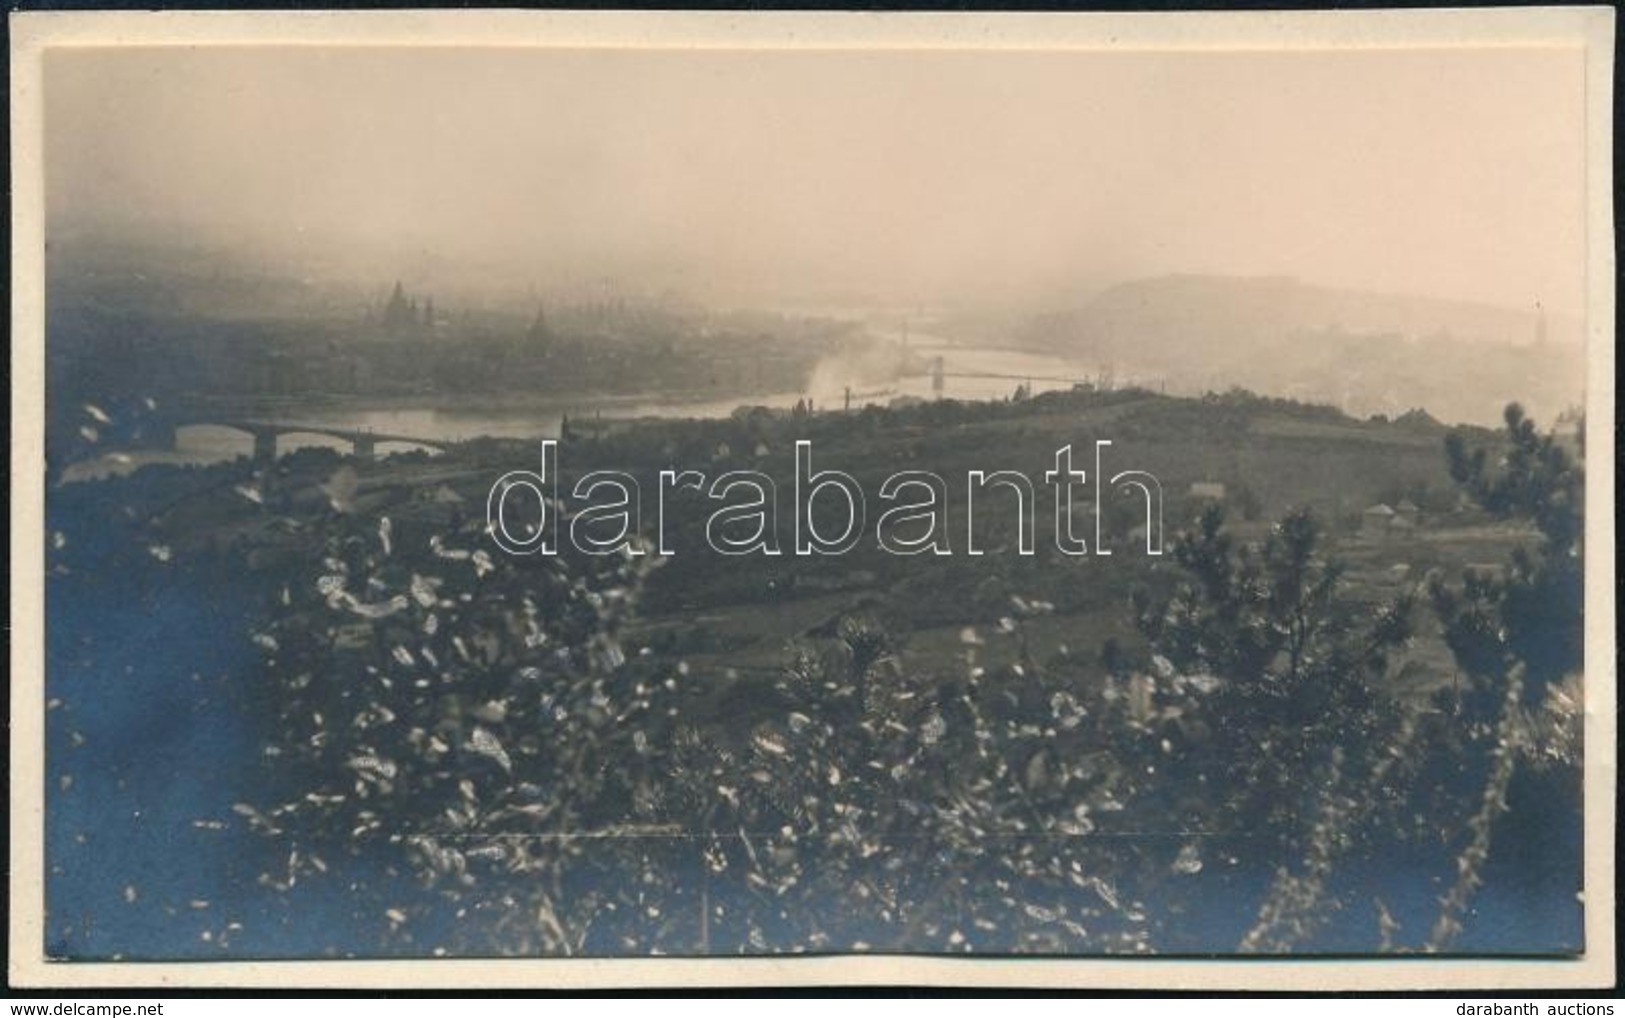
(528, 303), (553, 348)
(383, 281), (411, 330)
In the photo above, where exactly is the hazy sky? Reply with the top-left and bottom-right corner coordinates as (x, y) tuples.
(44, 45), (1588, 310)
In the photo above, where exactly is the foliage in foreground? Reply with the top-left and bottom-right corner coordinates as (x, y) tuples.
(239, 406), (1585, 956)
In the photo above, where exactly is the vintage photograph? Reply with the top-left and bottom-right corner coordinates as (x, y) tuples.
(10, 8), (1613, 987)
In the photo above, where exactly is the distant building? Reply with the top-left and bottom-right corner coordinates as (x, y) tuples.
(419, 484), (465, 505)
(569, 415), (636, 442)
(527, 304), (554, 353)
(1394, 408), (1440, 430)
(404, 484), (467, 525)
(1189, 481), (1226, 502)
(1395, 499), (1421, 526)
(382, 282), (412, 330)
(1362, 503), (1396, 537)
(380, 281), (435, 337)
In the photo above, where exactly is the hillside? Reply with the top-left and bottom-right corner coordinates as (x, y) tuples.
(1008, 275), (1585, 426)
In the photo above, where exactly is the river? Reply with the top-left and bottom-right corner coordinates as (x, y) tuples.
(63, 341), (1116, 482)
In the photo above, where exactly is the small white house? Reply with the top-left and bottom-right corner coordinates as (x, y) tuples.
(1362, 503), (1396, 537)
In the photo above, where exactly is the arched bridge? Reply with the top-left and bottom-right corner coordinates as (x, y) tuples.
(143, 417), (449, 463)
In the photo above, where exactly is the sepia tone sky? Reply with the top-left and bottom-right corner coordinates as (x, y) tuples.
(44, 44), (1588, 311)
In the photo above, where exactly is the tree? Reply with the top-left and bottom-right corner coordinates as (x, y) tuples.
(1134, 506), (1414, 841)
(247, 501), (675, 955)
(1130, 504), (1417, 950)
(1424, 404), (1585, 950)
(1434, 403), (1583, 710)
